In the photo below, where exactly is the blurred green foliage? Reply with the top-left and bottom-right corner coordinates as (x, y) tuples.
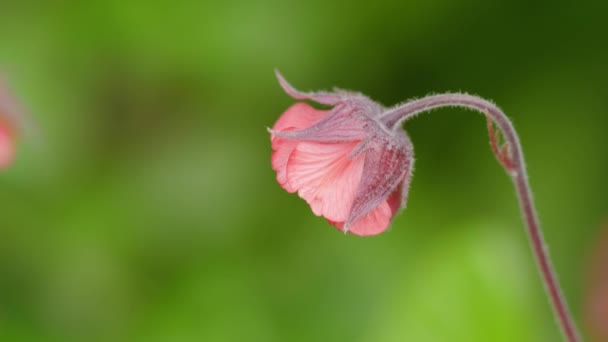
(1, 1), (607, 341)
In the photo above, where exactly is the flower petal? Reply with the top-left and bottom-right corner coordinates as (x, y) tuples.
(270, 103), (327, 191)
(286, 141), (364, 222)
(329, 180), (406, 236)
(329, 200), (392, 236)
(344, 132), (414, 232)
(271, 102), (328, 134)
(269, 103), (367, 143)
(386, 181), (405, 215)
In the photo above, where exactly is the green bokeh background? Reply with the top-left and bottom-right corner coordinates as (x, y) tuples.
(1, 1), (607, 341)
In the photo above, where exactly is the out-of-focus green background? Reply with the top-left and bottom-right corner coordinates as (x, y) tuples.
(1, 1), (607, 341)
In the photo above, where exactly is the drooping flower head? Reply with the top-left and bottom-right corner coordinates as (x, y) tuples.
(269, 71), (414, 236)
(268, 71), (582, 341)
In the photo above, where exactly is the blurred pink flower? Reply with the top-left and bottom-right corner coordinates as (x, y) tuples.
(584, 223), (608, 341)
(269, 71), (414, 236)
(0, 119), (14, 168)
(0, 77), (20, 169)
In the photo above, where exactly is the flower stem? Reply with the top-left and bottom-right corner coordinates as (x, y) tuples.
(380, 93), (581, 342)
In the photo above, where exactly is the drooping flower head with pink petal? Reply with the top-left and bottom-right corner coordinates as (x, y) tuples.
(269, 70), (583, 341)
(269, 71), (414, 236)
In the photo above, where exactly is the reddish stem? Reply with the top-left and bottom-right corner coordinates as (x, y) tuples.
(381, 93), (581, 342)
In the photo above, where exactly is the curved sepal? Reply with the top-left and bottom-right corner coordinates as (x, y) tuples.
(344, 131), (414, 232)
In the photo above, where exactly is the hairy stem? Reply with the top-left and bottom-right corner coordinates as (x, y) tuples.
(381, 93), (581, 342)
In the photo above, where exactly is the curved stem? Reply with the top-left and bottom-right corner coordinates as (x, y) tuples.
(381, 93), (581, 342)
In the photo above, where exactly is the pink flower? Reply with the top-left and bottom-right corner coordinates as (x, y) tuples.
(584, 223), (608, 341)
(0, 119), (15, 169)
(269, 71), (414, 236)
(0, 77), (20, 169)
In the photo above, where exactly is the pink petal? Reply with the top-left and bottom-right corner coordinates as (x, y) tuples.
(329, 182), (404, 236)
(271, 102), (327, 134)
(329, 201), (393, 236)
(386, 181), (404, 215)
(286, 141), (364, 222)
(0, 122), (15, 169)
(270, 103), (367, 143)
(270, 139), (299, 192)
(270, 103), (327, 191)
